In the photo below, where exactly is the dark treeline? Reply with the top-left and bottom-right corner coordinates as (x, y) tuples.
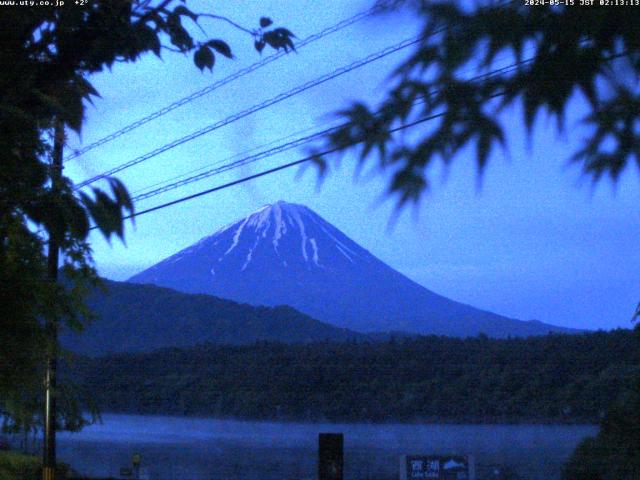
(70, 329), (639, 423)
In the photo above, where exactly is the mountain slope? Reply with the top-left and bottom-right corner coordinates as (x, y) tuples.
(60, 280), (364, 356)
(129, 201), (578, 338)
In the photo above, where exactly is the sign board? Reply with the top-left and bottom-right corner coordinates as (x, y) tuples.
(132, 453), (141, 466)
(400, 455), (475, 480)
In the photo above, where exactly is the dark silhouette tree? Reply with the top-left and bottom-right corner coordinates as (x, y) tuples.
(0, 0), (293, 432)
(562, 366), (640, 480)
(315, 1), (639, 205)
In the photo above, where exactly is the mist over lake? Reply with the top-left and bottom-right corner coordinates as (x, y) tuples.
(56, 414), (597, 480)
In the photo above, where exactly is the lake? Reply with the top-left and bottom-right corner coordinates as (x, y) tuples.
(56, 414), (597, 480)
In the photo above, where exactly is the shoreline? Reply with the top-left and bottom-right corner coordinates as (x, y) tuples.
(86, 410), (601, 427)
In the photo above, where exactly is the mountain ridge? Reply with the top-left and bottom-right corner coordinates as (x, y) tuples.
(60, 279), (366, 356)
(129, 201), (579, 338)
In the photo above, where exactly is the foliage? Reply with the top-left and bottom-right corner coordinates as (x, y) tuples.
(0, 451), (70, 480)
(315, 1), (640, 206)
(0, 451), (41, 480)
(562, 375), (640, 480)
(70, 329), (639, 423)
(561, 327), (640, 480)
(0, 0), (293, 436)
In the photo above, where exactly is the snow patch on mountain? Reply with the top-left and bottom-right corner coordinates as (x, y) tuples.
(225, 216), (250, 255)
(309, 238), (320, 267)
(272, 203), (287, 251)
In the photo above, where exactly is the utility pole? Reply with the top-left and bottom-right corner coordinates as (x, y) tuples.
(43, 119), (64, 480)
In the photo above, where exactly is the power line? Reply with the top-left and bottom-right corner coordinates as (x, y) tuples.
(130, 123), (340, 203)
(74, 0), (522, 189)
(74, 0), (524, 188)
(121, 41), (629, 211)
(64, 6), (382, 162)
(129, 120), (340, 198)
(129, 58), (531, 205)
(100, 111), (447, 227)
(74, 34), (423, 190)
(85, 0), (534, 226)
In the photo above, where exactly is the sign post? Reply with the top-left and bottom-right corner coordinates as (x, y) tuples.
(319, 433), (343, 480)
(132, 453), (141, 480)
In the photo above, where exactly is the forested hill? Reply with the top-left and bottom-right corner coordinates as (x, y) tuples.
(71, 329), (639, 424)
(60, 280), (365, 356)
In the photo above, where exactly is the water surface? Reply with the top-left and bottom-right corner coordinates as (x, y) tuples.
(57, 414), (597, 480)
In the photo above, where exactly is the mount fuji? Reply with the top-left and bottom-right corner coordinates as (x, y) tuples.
(129, 201), (576, 337)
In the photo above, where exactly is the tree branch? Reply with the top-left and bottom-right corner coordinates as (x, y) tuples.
(196, 13), (255, 35)
(132, 0), (172, 24)
(161, 45), (186, 54)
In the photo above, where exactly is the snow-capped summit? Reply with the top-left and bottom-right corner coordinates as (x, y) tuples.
(129, 201), (576, 337)
(204, 200), (371, 272)
(139, 201), (373, 281)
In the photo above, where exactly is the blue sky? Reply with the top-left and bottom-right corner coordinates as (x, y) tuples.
(64, 1), (639, 331)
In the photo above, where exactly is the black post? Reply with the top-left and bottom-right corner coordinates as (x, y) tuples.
(318, 433), (343, 480)
(43, 120), (64, 480)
